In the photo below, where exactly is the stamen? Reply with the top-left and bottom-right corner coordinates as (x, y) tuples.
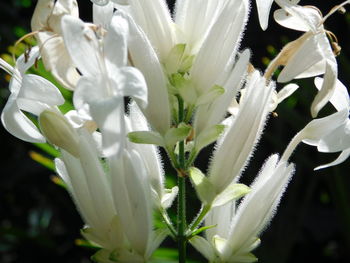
(321, 0), (350, 24)
(12, 31), (40, 63)
(326, 31), (342, 56)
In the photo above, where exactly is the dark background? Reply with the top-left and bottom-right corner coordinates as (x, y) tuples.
(0, 0), (349, 262)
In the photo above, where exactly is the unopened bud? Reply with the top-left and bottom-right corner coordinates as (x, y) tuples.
(39, 110), (80, 157)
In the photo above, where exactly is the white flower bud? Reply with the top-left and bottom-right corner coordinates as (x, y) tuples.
(39, 110), (79, 157)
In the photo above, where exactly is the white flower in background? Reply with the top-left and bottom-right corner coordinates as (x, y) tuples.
(0, 47), (64, 143)
(61, 13), (147, 157)
(262, 0), (339, 118)
(31, 0), (80, 90)
(190, 155), (295, 262)
(306, 78), (350, 169)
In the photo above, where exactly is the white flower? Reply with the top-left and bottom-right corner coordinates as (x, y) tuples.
(0, 47), (64, 143)
(191, 155), (295, 262)
(208, 71), (274, 198)
(116, 0), (250, 138)
(267, 0), (338, 117)
(61, 14), (147, 157)
(126, 102), (178, 209)
(31, 0), (80, 90)
(306, 78), (350, 169)
(54, 124), (166, 261)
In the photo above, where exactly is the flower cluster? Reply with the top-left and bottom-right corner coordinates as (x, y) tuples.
(0, 0), (349, 262)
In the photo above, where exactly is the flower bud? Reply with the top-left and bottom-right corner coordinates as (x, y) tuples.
(39, 110), (80, 157)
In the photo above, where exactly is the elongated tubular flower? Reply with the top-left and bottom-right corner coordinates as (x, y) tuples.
(191, 155), (294, 262)
(126, 101), (178, 209)
(31, 0), (80, 90)
(110, 0), (250, 138)
(0, 47), (64, 143)
(121, 11), (171, 135)
(54, 122), (164, 261)
(208, 71), (274, 197)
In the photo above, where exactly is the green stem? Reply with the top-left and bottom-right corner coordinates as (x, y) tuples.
(177, 174), (187, 263)
(177, 95), (187, 263)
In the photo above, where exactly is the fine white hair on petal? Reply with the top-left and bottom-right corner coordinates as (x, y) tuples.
(221, 156), (295, 260)
(208, 71), (274, 195)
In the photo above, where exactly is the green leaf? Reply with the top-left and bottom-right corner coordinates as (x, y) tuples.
(189, 167), (216, 204)
(33, 142), (60, 157)
(29, 151), (55, 171)
(127, 131), (164, 146)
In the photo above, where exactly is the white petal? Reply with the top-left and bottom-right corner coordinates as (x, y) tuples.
(276, 83), (299, 104)
(93, 1), (114, 27)
(278, 33), (327, 83)
(206, 201), (235, 241)
(127, 0), (175, 60)
(194, 50), (249, 135)
(104, 14), (129, 70)
(222, 158), (294, 259)
(61, 15), (101, 77)
(145, 228), (168, 259)
(318, 121), (350, 152)
(77, 129), (116, 229)
(302, 110), (348, 146)
(315, 149), (350, 170)
(282, 110), (348, 161)
(122, 11), (170, 134)
(60, 150), (101, 230)
(311, 60), (338, 117)
(16, 46), (40, 74)
(128, 102), (165, 199)
(175, 0), (229, 52)
(274, 0), (322, 32)
(256, 0), (274, 30)
(1, 95), (45, 143)
(189, 236), (216, 262)
(110, 150), (153, 256)
(18, 74), (64, 106)
(191, 0), (249, 94)
(113, 67), (148, 107)
(273, 5), (322, 32)
(209, 72), (274, 194)
(90, 96), (125, 157)
(36, 32), (80, 90)
(314, 77), (350, 112)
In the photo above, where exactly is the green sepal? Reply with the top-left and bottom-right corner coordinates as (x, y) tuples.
(164, 44), (187, 75)
(212, 183), (251, 207)
(170, 73), (197, 105)
(194, 124), (226, 152)
(127, 130), (164, 146)
(188, 224), (217, 239)
(189, 167), (216, 204)
(196, 85), (225, 106)
(164, 123), (192, 149)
